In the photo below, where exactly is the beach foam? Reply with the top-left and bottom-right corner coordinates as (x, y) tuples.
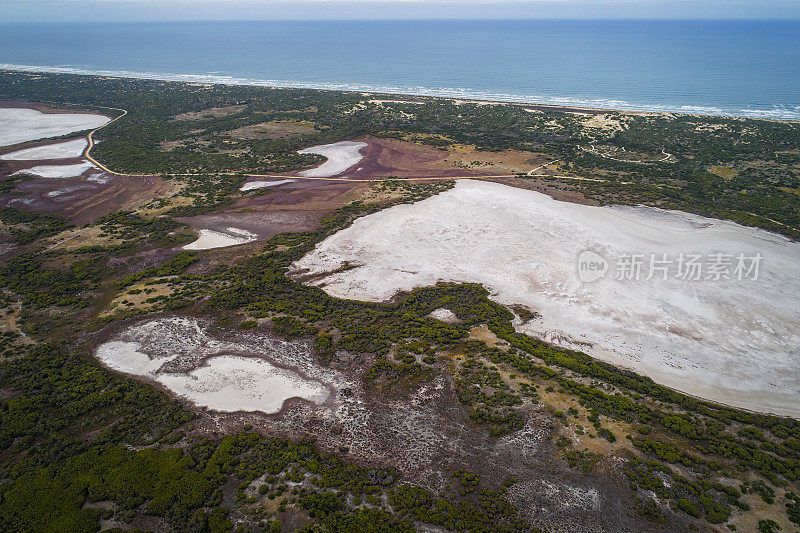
(4, 64), (799, 120)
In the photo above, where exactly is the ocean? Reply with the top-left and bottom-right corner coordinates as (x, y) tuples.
(1, 19), (799, 119)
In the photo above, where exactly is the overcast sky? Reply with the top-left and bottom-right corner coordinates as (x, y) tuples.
(2, 0), (799, 22)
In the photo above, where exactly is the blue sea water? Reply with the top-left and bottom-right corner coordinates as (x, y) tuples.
(0, 19), (799, 119)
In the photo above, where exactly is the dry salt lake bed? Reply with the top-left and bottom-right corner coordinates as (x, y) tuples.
(92, 317), (514, 476)
(95, 318), (331, 414)
(98, 178), (800, 419)
(0, 107), (108, 180)
(292, 179), (800, 417)
(298, 140), (367, 177)
(0, 107), (108, 147)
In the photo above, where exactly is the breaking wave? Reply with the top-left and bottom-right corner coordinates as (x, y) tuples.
(3, 63), (800, 120)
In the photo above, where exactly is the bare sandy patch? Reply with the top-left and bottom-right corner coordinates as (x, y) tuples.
(579, 114), (629, 135)
(158, 140), (184, 152)
(693, 122), (730, 132)
(102, 281), (176, 317)
(428, 308), (460, 323)
(443, 144), (546, 174)
(468, 325), (508, 350)
(172, 105), (246, 121)
(708, 165), (737, 179)
(228, 120), (317, 140)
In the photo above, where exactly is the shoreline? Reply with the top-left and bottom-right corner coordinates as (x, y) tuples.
(3, 65), (799, 123)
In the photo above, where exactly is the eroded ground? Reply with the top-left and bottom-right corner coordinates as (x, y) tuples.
(93, 316), (686, 533)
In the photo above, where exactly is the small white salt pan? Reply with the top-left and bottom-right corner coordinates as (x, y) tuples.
(9, 198), (33, 206)
(157, 355), (329, 413)
(298, 141), (367, 177)
(429, 308), (459, 323)
(1, 138), (88, 160)
(47, 186), (83, 198)
(240, 179), (294, 191)
(95, 341), (161, 375)
(183, 227), (257, 250)
(87, 173), (110, 184)
(13, 161), (96, 179)
(95, 340), (328, 413)
(0, 108), (109, 147)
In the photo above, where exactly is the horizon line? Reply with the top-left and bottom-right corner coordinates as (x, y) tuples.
(2, 17), (800, 22)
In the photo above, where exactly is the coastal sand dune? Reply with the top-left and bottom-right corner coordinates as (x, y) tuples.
(292, 180), (800, 416)
(298, 141), (367, 177)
